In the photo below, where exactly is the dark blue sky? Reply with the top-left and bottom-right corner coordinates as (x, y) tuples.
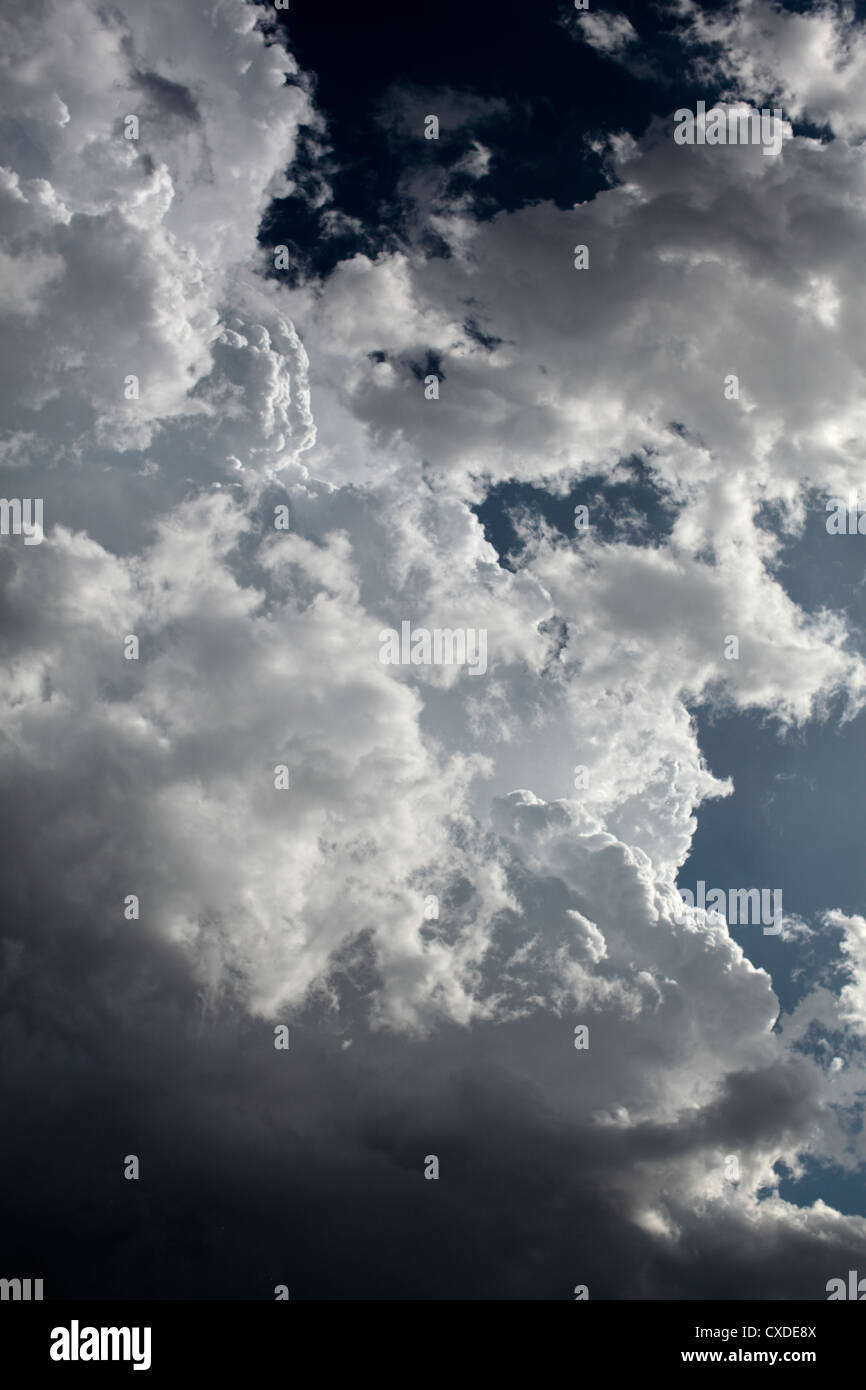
(258, 0), (761, 276)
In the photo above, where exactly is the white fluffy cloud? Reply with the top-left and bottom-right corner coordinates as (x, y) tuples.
(678, 0), (866, 140)
(0, 0), (315, 454)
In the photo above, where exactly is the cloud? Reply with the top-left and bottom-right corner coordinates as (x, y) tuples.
(0, 0), (316, 453)
(677, 0), (866, 140)
(2, 0), (866, 1300)
(575, 11), (639, 58)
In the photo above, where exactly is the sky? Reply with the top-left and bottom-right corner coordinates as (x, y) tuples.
(2, 0), (866, 1299)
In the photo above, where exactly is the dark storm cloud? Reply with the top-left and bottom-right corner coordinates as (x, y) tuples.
(1, 918), (861, 1300)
